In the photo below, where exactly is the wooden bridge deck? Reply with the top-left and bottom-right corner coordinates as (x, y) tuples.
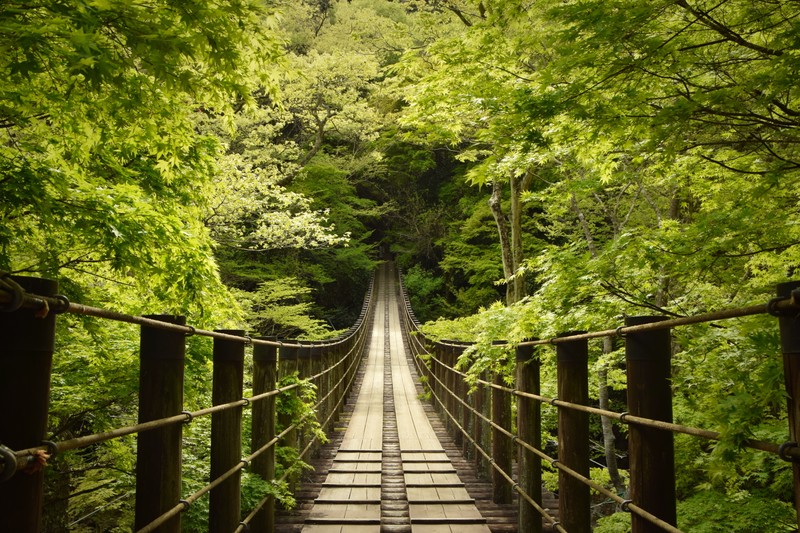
(277, 264), (557, 532)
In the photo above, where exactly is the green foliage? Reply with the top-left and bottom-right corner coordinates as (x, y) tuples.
(275, 372), (328, 485)
(595, 512), (632, 533)
(677, 490), (796, 533)
(1, 0), (284, 312)
(395, 2), (800, 528)
(401, 264), (445, 322)
(240, 471), (293, 518)
(236, 278), (337, 339)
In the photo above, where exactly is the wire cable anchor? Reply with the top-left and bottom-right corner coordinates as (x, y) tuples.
(0, 444), (17, 483)
(0, 274), (24, 313)
(779, 441), (799, 462)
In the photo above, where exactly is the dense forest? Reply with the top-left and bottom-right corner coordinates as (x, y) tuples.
(2, 0), (800, 530)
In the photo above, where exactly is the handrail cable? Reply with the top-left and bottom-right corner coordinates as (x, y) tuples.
(235, 330), (366, 533)
(423, 349), (800, 460)
(416, 354), (566, 532)
(9, 308), (370, 464)
(0, 271), (377, 530)
(414, 343), (685, 533)
(416, 297), (799, 351)
(137, 321), (369, 533)
(0, 286), (371, 349)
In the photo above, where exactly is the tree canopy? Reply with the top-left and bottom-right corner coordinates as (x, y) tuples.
(4, 0), (800, 530)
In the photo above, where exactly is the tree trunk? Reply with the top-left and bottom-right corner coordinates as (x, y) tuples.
(509, 173), (529, 303)
(489, 179), (514, 305)
(600, 337), (626, 495)
(572, 192), (626, 495)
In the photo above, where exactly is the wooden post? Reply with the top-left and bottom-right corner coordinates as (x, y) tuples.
(776, 281), (800, 529)
(310, 343), (324, 436)
(135, 315), (186, 533)
(517, 343), (542, 533)
(331, 342), (343, 427)
(462, 352), (474, 460)
(251, 340), (277, 533)
(296, 342), (311, 453)
(475, 373), (488, 476)
(453, 344), (465, 449)
(492, 371), (513, 503)
(321, 343), (333, 431)
(445, 344), (457, 437)
(557, 333), (590, 533)
(0, 276), (58, 533)
(433, 343), (443, 418)
(278, 343), (299, 490)
(209, 330), (245, 533)
(625, 316), (676, 532)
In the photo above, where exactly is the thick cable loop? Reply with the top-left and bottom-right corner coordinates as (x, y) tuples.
(53, 294), (71, 314)
(615, 325), (626, 338)
(41, 440), (59, 458)
(181, 411), (194, 424)
(0, 444), (17, 483)
(779, 441), (799, 462)
(0, 274), (24, 312)
(620, 499), (633, 512)
(767, 296), (788, 316)
(179, 499), (190, 512)
(619, 411), (630, 424)
(184, 325), (196, 337)
(239, 521), (251, 532)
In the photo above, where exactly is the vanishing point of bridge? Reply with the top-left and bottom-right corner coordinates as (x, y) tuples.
(297, 264), (496, 532)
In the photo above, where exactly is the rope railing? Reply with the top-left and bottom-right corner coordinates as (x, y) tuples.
(423, 350), (800, 461)
(419, 348), (683, 533)
(0, 271), (377, 533)
(136, 317), (371, 533)
(403, 327), (565, 530)
(235, 305), (369, 533)
(398, 271), (800, 533)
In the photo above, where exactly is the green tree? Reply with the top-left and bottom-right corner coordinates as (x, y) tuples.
(0, 1), (285, 314)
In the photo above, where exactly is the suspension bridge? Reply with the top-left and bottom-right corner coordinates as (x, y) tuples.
(0, 263), (799, 532)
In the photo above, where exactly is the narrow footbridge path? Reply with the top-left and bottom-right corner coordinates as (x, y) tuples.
(5, 262), (797, 533)
(301, 263), (492, 532)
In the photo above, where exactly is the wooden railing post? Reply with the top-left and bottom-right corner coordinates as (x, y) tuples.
(297, 342), (312, 453)
(557, 333), (590, 533)
(278, 343), (299, 490)
(310, 343), (325, 445)
(776, 281), (800, 529)
(321, 343), (333, 431)
(492, 371), (513, 503)
(0, 276), (58, 533)
(516, 343), (542, 533)
(445, 344), (457, 437)
(251, 340), (277, 533)
(209, 330), (245, 533)
(453, 344), (465, 449)
(135, 315), (186, 533)
(462, 351), (474, 460)
(331, 342), (343, 427)
(476, 372), (489, 477)
(433, 343), (444, 418)
(625, 316), (676, 532)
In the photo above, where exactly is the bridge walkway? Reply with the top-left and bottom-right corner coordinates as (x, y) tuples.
(299, 263), (493, 532)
